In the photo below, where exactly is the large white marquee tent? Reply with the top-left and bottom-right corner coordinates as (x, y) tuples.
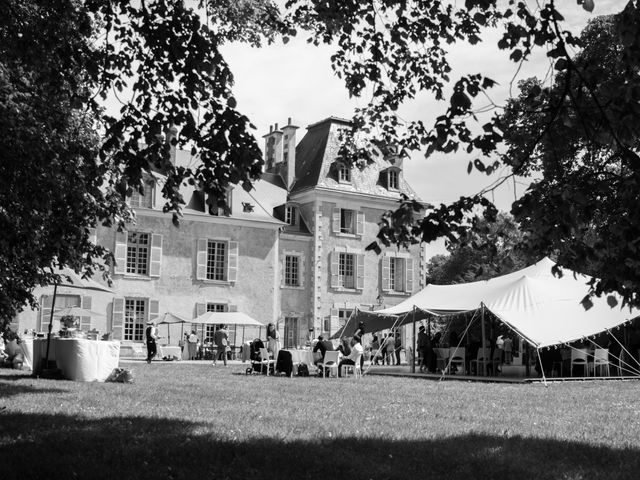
(342, 257), (638, 352)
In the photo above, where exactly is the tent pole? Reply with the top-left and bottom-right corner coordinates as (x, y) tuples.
(43, 282), (59, 372)
(480, 303), (487, 376)
(411, 306), (416, 373)
(536, 348), (548, 387)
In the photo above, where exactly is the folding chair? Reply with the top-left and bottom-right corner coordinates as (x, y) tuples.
(258, 347), (275, 375)
(319, 351), (339, 378)
(592, 348), (611, 377)
(570, 348), (589, 376)
(341, 353), (362, 379)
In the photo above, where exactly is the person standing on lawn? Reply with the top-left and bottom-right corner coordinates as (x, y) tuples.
(213, 324), (229, 366)
(266, 322), (280, 361)
(417, 325), (430, 373)
(187, 330), (198, 360)
(394, 332), (402, 365)
(145, 320), (158, 364)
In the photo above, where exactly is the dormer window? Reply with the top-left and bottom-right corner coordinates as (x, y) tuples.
(338, 163), (351, 183)
(129, 178), (155, 209)
(388, 169), (399, 190)
(285, 205), (297, 226)
(208, 189), (232, 216)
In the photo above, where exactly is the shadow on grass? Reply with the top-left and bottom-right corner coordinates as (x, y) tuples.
(1, 412), (639, 480)
(0, 371), (69, 397)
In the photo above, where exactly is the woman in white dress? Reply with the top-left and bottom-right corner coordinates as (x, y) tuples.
(266, 323), (280, 360)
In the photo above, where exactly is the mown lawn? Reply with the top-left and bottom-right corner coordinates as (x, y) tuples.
(1, 361), (640, 480)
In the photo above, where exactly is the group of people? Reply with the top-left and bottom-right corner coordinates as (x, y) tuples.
(369, 331), (402, 365)
(145, 321), (238, 365)
(312, 321), (365, 377)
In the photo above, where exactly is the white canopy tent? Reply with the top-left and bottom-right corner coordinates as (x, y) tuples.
(190, 311), (266, 351)
(342, 258), (639, 379)
(192, 311), (263, 327)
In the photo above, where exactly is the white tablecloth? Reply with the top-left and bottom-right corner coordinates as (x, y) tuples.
(282, 349), (317, 374)
(51, 338), (120, 382)
(20, 338), (33, 370)
(159, 345), (182, 359)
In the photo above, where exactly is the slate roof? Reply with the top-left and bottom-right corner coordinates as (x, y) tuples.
(174, 149), (287, 225)
(289, 117), (421, 201)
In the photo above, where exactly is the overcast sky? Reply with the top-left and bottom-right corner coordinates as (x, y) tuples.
(222, 1), (621, 217)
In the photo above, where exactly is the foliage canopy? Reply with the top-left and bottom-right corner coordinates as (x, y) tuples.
(2, 0), (640, 329)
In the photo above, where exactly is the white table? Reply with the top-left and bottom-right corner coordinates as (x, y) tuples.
(19, 338), (33, 370)
(281, 349), (317, 374)
(33, 338), (120, 382)
(159, 345), (182, 360)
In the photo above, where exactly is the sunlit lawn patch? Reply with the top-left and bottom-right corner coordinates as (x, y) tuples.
(1, 362), (639, 479)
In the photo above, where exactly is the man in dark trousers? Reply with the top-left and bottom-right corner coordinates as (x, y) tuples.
(145, 320), (158, 364)
(417, 325), (430, 373)
(313, 335), (335, 367)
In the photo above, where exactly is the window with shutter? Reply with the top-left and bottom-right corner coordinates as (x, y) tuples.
(126, 232), (150, 275)
(329, 308), (339, 335)
(195, 302), (207, 318)
(405, 258), (414, 293)
(356, 254), (365, 290)
(114, 231), (127, 275)
(80, 296), (92, 331)
(381, 256), (391, 292)
(227, 241), (238, 282)
(149, 299), (159, 323)
(332, 207), (341, 233)
(330, 251), (340, 289)
(206, 240), (227, 281)
(356, 211), (365, 236)
(123, 298), (146, 341)
(112, 298), (125, 340)
(196, 238), (207, 280)
(338, 252), (355, 288)
(149, 234), (163, 277)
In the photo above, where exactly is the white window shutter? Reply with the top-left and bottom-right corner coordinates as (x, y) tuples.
(149, 299), (159, 322)
(39, 295), (53, 332)
(330, 251), (340, 289)
(195, 302), (207, 318)
(356, 211), (365, 236)
(381, 256), (391, 292)
(405, 258), (414, 293)
(329, 308), (339, 334)
(356, 253), (365, 290)
(196, 238), (207, 280)
(227, 241), (239, 282)
(112, 297), (125, 340)
(114, 231), (127, 275)
(332, 207), (341, 233)
(149, 234), (163, 277)
(80, 295), (92, 331)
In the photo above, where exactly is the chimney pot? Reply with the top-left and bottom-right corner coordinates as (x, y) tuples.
(275, 123), (279, 131)
(269, 125), (273, 133)
(288, 117), (292, 125)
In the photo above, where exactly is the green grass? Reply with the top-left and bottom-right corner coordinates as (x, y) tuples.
(1, 361), (640, 479)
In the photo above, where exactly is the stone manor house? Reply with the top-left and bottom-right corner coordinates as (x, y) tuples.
(15, 117), (427, 349)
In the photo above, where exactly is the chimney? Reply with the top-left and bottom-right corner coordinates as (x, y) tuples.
(262, 121), (284, 173)
(165, 125), (178, 165)
(281, 117), (299, 188)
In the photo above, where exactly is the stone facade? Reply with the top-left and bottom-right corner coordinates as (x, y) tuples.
(14, 116), (426, 351)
